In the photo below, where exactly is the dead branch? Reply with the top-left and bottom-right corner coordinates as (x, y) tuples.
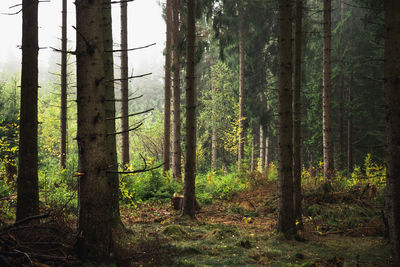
(107, 122), (143, 136)
(110, 72), (152, 82)
(107, 163), (164, 175)
(106, 108), (154, 120)
(50, 46), (76, 55)
(106, 42), (156, 53)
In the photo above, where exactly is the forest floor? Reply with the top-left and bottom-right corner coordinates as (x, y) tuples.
(0, 180), (392, 266)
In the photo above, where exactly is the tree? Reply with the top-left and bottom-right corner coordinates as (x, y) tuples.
(75, 0), (113, 260)
(171, 0), (182, 180)
(60, 0), (67, 169)
(16, 0), (40, 221)
(183, 0), (197, 218)
(237, 2), (245, 170)
(163, 0), (173, 175)
(102, 0), (121, 224)
(322, 0), (334, 181)
(384, 1), (400, 264)
(293, 0), (303, 227)
(120, 0), (130, 166)
(277, 0), (295, 235)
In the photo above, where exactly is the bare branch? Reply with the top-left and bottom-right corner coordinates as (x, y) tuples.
(106, 43), (156, 53)
(106, 108), (154, 120)
(107, 163), (164, 174)
(107, 122), (143, 136)
(110, 72), (152, 82)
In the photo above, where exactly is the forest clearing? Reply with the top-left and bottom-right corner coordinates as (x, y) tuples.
(0, 173), (391, 265)
(0, 0), (399, 265)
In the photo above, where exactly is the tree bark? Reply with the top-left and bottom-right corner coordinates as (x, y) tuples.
(60, 0), (67, 169)
(347, 72), (353, 178)
(277, 0), (295, 235)
(211, 61), (218, 170)
(337, 0), (345, 171)
(293, 0), (303, 227)
(259, 125), (265, 171)
(163, 0), (173, 175)
(183, 0), (197, 219)
(102, 0), (121, 223)
(322, 0), (334, 181)
(237, 4), (245, 170)
(265, 134), (269, 170)
(250, 138), (255, 172)
(75, 0), (113, 260)
(17, 0), (40, 221)
(120, 0), (130, 166)
(384, 1), (400, 264)
(171, 0), (182, 180)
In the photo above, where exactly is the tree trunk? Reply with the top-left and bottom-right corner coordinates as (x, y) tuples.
(60, 0), (67, 169)
(16, 0), (40, 221)
(102, 0), (121, 223)
(277, 0), (295, 235)
(265, 134), (269, 170)
(75, 0), (113, 261)
(384, 1), (400, 264)
(211, 62), (218, 170)
(120, 0), (130, 166)
(347, 72), (353, 178)
(250, 138), (255, 172)
(237, 4), (245, 170)
(259, 125), (265, 171)
(293, 0), (303, 227)
(171, 0), (182, 180)
(183, 0), (197, 219)
(337, 0), (345, 171)
(163, 0), (173, 175)
(322, 0), (334, 181)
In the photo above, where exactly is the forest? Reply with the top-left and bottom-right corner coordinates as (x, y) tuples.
(0, 0), (399, 266)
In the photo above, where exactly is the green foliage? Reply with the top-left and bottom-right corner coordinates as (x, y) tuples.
(196, 171), (247, 203)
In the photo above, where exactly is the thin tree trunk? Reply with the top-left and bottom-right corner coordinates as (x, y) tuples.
(75, 0), (113, 260)
(337, 0), (345, 171)
(60, 0), (67, 169)
(277, 0), (295, 235)
(293, 0), (303, 228)
(322, 0), (334, 182)
(171, 0), (182, 180)
(120, 0), (130, 166)
(237, 5), (245, 170)
(211, 62), (217, 170)
(265, 134), (269, 170)
(183, 0), (196, 219)
(259, 125), (265, 171)
(17, 0), (39, 221)
(347, 72), (353, 178)
(250, 138), (255, 172)
(103, 0), (121, 223)
(384, 1), (400, 264)
(163, 0), (173, 175)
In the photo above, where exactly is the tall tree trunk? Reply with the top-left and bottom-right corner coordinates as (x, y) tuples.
(250, 138), (255, 172)
(337, 0), (345, 171)
(16, 0), (39, 221)
(163, 0), (173, 175)
(171, 0), (182, 180)
(322, 0), (334, 181)
(265, 134), (269, 170)
(277, 0), (295, 235)
(259, 125), (265, 171)
(183, 0), (196, 219)
(120, 0), (130, 166)
(211, 62), (217, 170)
(60, 0), (67, 169)
(237, 4), (245, 170)
(384, 1), (400, 264)
(75, 0), (113, 260)
(347, 72), (353, 178)
(102, 0), (121, 223)
(293, 0), (303, 227)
